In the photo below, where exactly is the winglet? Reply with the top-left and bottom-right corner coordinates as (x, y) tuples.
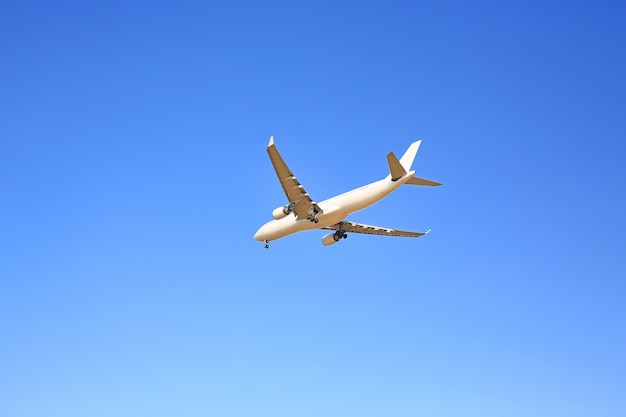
(268, 135), (274, 147)
(387, 151), (407, 181)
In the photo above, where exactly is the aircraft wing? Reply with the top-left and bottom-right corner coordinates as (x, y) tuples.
(323, 221), (430, 237)
(266, 136), (322, 220)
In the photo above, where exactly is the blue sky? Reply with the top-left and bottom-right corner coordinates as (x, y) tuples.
(2, 1), (626, 416)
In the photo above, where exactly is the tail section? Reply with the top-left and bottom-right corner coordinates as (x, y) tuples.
(385, 140), (442, 186)
(399, 140), (422, 171)
(386, 152), (406, 181)
(406, 176), (441, 186)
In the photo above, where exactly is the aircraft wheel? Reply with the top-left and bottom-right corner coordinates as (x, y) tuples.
(343, 233), (348, 239)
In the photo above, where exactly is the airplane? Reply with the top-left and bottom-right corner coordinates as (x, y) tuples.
(254, 136), (441, 248)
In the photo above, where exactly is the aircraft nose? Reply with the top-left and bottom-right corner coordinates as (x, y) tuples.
(254, 221), (275, 242)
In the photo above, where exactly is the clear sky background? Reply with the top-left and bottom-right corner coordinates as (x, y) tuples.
(2, 1), (626, 416)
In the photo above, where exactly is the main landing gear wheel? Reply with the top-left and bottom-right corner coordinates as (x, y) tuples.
(332, 222), (348, 241)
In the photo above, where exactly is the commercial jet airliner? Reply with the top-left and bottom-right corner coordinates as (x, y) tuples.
(254, 136), (441, 248)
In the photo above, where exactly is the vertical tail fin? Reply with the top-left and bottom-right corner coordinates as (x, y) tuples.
(385, 140), (441, 186)
(399, 140), (422, 171)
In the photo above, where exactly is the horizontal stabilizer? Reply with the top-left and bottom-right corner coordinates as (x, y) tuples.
(406, 176), (442, 186)
(386, 152), (407, 181)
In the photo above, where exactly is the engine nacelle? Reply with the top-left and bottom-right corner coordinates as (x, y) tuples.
(322, 233), (341, 246)
(272, 205), (292, 220)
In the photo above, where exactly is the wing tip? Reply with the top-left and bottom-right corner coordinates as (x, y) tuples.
(268, 135), (274, 147)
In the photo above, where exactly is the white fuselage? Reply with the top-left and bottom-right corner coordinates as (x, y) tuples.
(254, 171), (415, 242)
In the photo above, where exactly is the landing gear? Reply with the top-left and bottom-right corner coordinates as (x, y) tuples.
(264, 240), (269, 249)
(333, 222), (348, 241)
(322, 221), (348, 246)
(307, 206), (321, 223)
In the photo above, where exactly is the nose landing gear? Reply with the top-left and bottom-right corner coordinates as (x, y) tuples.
(264, 240), (270, 249)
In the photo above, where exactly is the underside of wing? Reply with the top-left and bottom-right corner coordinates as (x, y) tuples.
(323, 221), (430, 237)
(267, 136), (322, 220)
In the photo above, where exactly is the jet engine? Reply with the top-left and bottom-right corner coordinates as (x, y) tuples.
(272, 205), (293, 220)
(322, 233), (341, 246)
